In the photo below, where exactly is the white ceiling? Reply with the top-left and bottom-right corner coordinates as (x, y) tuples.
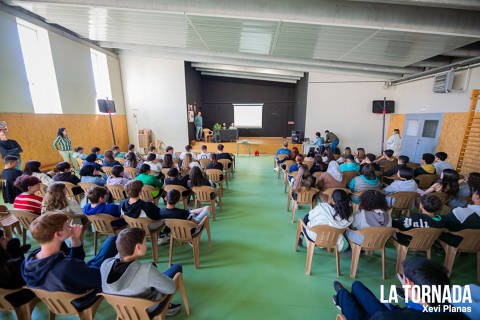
(6, 0), (480, 81)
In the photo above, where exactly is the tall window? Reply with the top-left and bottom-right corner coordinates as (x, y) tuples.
(90, 48), (112, 112)
(16, 18), (62, 114)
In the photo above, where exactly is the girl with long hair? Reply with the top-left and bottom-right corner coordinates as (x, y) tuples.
(53, 127), (78, 171)
(41, 182), (85, 224)
(23, 160), (54, 186)
(124, 151), (140, 170)
(103, 150), (121, 167)
(424, 169), (461, 206)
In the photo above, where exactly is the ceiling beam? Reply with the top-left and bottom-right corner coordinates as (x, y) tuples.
(191, 63), (304, 77)
(194, 68), (301, 80)
(200, 72), (298, 83)
(345, 0), (480, 11)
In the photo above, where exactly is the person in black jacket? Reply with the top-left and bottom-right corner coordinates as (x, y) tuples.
(165, 168), (191, 198)
(383, 155), (409, 185)
(1, 155), (22, 203)
(216, 144), (232, 168)
(0, 129), (23, 170)
(359, 153), (381, 172)
(332, 257), (469, 320)
(53, 162), (83, 195)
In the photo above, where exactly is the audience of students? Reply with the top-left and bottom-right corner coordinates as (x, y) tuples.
(181, 153), (201, 175)
(135, 164), (162, 198)
(291, 165), (314, 201)
(339, 155), (360, 172)
(1, 155), (23, 203)
(433, 151), (455, 175)
(165, 168), (191, 198)
(422, 169), (460, 206)
(144, 153), (162, 174)
(289, 154), (304, 174)
(304, 150), (315, 162)
(23, 160), (54, 186)
(162, 153), (178, 170)
(383, 155), (409, 184)
(349, 164), (382, 203)
(103, 150), (122, 167)
(443, 188), (480, 232)
(161, 146), (180, 160)
(80, 164), (106, 186)
(124, 151), (141, 170)
(127, 144), (143, 162)
(216, 144), (233, 167)
(276, 141), (291, 161)
(359, 153), (380, 171)
(337, 147), (352, 164)
(376, 149), (397, 171)
(206, 153), (224, 171)
(13, 175), (43, 214)
(414, 153), (436, 177)
(82, 153), (103, 171)
(309, 154), (328, 175)
(41, 182), (85, 225)
(72, 146), (87, 160)
(383, 167), (418, 206)
(53, 161), (83, 195)
(315, 161), (345, 192)
(197, 145), (210, 160)
(188, 166), (216, 200)
(180, 145), (196, 160)
(83, 186), (126, 229)
(106, 165), (131, 186)
(457, 172), (480, 202)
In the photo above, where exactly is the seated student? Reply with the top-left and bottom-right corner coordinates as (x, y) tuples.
(275, 141), (291, 162)
(103, 150), (121, 167)
(0, 229), (35, 309)
(289, 154), (304, 174)
(181, 154), (201, 176)
(333, 257), (468, 320)
(206, 153), (224, 171)
(80, 165), (106, 186)
(180, 145), (197, 160)
(135, 164), (162, 198)
(443, 188), (480, 232)
(392, 194), (444, 246)
(291, 165), (314, 201)
(359, 153), (380, 171)
(383, 167), (418, 206)
(309, 154), (327, 175)
(414, 153), (436, 177)
(92, 146), (104, 159)
(336, 147), (352, 164)
(101, 228), (183, 318)
(376, 149), (397, 167)
(313, 132), (325, 152)
(339, 155), (360, 172)
(1, 155), (23, 203)
(457, 172), (480, 204)
(72, 146), (87, 160)
(144, 153), (162, 174)
(112, 145), (125, 159)
(23, 160), (54, 186)
(300, 189), (352, 251)
(433, 151), (454, 175)
(354, 147), (366, 164)
(383, 155), (409, 184)
(216, 144), (233, 166)
(83, 186), (126, 229)
(323, 146), (335, 163)
(13, 175), (43, 214)
(349, 164), (382, 203)
(422, 169), (461, 206)
(197, 145), (210, 160)
(21, 212), (118, 311)
(120, 180), (163, 231)
(41, 182), (86, 225)
(188, 166), (216, 200)
(229, 122), (236, 129)
(280, 147), (299, 166)
(346, 190), (391, 245)
(162, 153), (178, 170)
(221, 122), (227, 130)
(127, 144), (143, 162)
(82, 153), (103, 171)
(315, 161), (345, 192)
(53, 161), (83, 195)
(304, 150), (315, 162)
(107, 165), (131, 186)
(165, 168), (191, 197)
(124, 151), (141, 171)
(160, 146), (180, 160)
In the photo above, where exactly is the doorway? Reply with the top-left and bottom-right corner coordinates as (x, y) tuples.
(400, 113), (444, 163)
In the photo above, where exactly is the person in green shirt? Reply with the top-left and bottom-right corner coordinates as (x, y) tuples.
(135, 163), (163, 198)
(53, 128), (79, 171)
(112, 145), (125, 158)
(194, 112), (203, 141)
(325, 130), (339, 154)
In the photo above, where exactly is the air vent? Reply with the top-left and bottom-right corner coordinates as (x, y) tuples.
(433, 70), (454, 93)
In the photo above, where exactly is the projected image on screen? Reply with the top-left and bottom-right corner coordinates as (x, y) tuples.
(233, 104), (263, 129)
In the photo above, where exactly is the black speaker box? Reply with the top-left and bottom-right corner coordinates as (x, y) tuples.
(372, 100), (394, 113)
(291, 130), (304, 144)
(98, 99), (116, 113)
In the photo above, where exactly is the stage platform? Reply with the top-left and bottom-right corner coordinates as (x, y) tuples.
(191, 137), (303, 155)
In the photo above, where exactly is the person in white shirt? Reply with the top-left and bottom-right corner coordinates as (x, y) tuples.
(229, 123), (236, 130)
(144, 153), (162, 174)
(433, 152), (455, 175)
(179, 145), (197, 160)
(197, 145), (210, 160)
(160, 146), (180, 161)
(385, 129), (401, 156)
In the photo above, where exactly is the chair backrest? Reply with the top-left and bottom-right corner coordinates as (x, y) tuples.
(106, 184), (126, 201)
(217, 159), (232, 171)
(283, 160), (296, 172)
(295, 187), (319, 204)
(62, 182), (79, 197)
(402, 228), (444, 250)
(87, 213), (118, 234)
(452, 229), (480, 252)
(289, 171), (298, 180)
(199, 158), (210, 169)
(78, 182), (97, 194)
(100, 292), (170, 320)
(28, 287), (90, 316)
(406, 162), (420, 169)
(203, 128), (213, 135)
(354, 227), (397, 250)
(205, 169), (223, 183)
(101, 166), (113, 177)
(161, 168), (172, 178)
(192, 186), (215, 202)
(163, 184), (188, 197)
(164, 219), (198, 241)
(75, 157), (83, 168)
(381, 161), (397, 173)
(389, 192), (420, 210)
(124, 167), (138, 178)
(35, 183), (48, 197)
(9, 209), (38, 230)
(342, 171), (360, 185)
(431, 191), (449, 205)
(312, 171), (323, 180)
(416, 174), (439, 189)
(322, 188), (351, 204)
(277, 154), (289, 161)
(122, 215), (156, 235)
(114, 157), (125, 165)
(0, 288), (16, 311)
(303, 160), (314, 169)
(308, 225), (346, 248)
(139, 185), (156, 202)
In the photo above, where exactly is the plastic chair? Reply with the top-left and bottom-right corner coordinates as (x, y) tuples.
(320, 188), (352, 204)
(431, 191), (449, 205)
(199, 158), (210, 169)
(114, 157), (125, 165)
(27, 288), (102, 320)
(99, 272), (190, 320)
(388, 192), (420, 217)
(87, 213), (124, 255)
(406, 162), (420, 169)
(281, 160), (296, 190)
(106, 184), (126, 202)
(294, 219), (346, 275)
(342, 171), (360, 186)
(124, 167), (138, 178)
(34, 183), (48, 197)
(0, 287), (39, 320)
(165, 216), (212, 269)
(203, 128), (213, 142)
(139, 185), (160, 206)
(416, 174), (439, 190)
(163, 185), (190, 209)
(75, 157), (84, 169)
(192, 186), (218, 221)
(9, 209), (38, 245)
(275, 154), (289, 169)
(205, 169), (225, 193)
(289, 187), (319, 223)
(161, 168), (173, 179)
(312, 171), (323, 180)
(218, 159), (233, 185)
(438, 229), (480, 281)
(101, 166), (113, 177)
(123, 215), (163, 264)
(63, 181), (83, 204)
(393, 228), (445, 274)
(77, 182), (97, 199)
(347, 227), (397, 279)
(380, 161), (397, 173)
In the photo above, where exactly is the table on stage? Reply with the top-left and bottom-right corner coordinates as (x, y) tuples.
(218, 129), (238, 142)
(237, 140), (252, 155)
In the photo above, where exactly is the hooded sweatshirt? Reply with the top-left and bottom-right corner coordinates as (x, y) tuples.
(383, 179), (419, 206)
(347, 209), (392, 245)
(120, 199), (161, 220)
(83, 202), (125, 228)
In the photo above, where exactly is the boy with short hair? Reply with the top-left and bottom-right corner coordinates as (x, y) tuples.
(414, 153), (436, 177)
(161, 146), (180, 160)
(197, 145), (210, 160)
(216, 144), (232, 169)
(91, 146), (104, 159)
(433, 152), (454, 175)
(360, 153), (380, 171)
(376, 149), (397, 169)
(83, 186), (126, 228)
(72, 146), (87, 160)
(100, 228), (183, 317)
(180, 145), (197, 160)
(1, 155), (22, 203)
(112, 145), (125, 159)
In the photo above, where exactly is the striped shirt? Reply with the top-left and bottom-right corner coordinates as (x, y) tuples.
(53, 135), (72, 151)
(13, 193), (43, 214)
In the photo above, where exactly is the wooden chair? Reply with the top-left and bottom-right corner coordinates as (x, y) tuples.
(114, 157), (125, 165)
(199, 158), (210, 169)
(34, 183), (48, 197)
(78, 182), (97, 199)
(106, 184), (126, 202)
(289, 187), (319, 223)
(163, 185), (190, 209)
(87, 214), (124, 255)
(9, 209), (38, 245)
(438, 229), (480, 281)
(203, 128), (213, 142)
(165, 216), (212, 269)
(218, 159), (233, 185)
(27, 288), (102, 320)
(101, 166), (113, 177)
(347, 227), (397, 279)
(294, 219), (346, 275)
(342, 171), (360, 186)
(275, 154), (289, 168)
(139, 185), (160, 206)
(416, 174), (439, 190)
(100, 272), (190, 320)
(124, 167), (138, 178)
(205, 169), (225, 192)
(63, 181), (83, 204)
(123, 215), (163, 263)
(393, 228), (445, 274)
(388, 192), (420, 217)
(0, 287), (39, 320)
(192, 186), (218, 221)
(320, 188), (351, 204)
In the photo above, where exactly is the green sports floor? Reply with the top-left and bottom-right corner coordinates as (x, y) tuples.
(1, 155), (477, 320)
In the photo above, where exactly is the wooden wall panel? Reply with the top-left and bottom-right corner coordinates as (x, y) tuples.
(0, 113), (129, 169)
(387, 114), (405, 138)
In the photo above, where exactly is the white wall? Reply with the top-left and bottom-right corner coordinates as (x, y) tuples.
(120, 54), (188, 150)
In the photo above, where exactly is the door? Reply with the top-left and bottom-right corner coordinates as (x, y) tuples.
(400, 113), (443, 163)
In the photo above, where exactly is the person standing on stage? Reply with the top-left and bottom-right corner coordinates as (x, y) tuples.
(325, 130), (339, 154)
(53, 128), (79, 171)
(385, 128), (402, 156)
(0, 122), (23, 170)
(195, 111), (203, 141)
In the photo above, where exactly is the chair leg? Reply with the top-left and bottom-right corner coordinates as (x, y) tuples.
(193, 238), (200, 269)
(426, 249), (431, 259)
(335, 248), (341, 277)
(382, 248), (386, 280)
(151, 233), (159, 264)
(49, 311), (55, 320)
(291, 200), (297, 223)
(4, 225), (13, 239)
(225, 177), (229, 190)
(210, 200), (216, 221)
(176, 274), (190, 315)
(350, 244), (361, 278)
(169, 236), (174, 267)
(22, 227), (27, 246)
(306, 240), (315, 275)
(287, 194), (291, 212)
(219, 196), (223, 212)
(396, 246), (408, 274)
(93, 231), (98, 255)
(183, 198), (188, 210)
(294, 219), (302, 252)
(205, 219), (212, 248)
(443, 245), (457, 277)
